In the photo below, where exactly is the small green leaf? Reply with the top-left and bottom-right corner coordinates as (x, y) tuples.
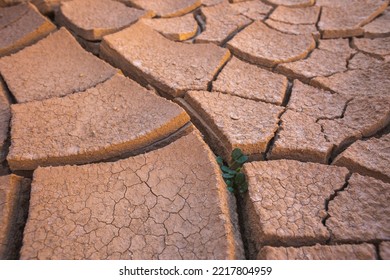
(222, 173), (234, 179)
(235, 155), (249, 165)
(221, 166), (236, 175)
(219, 149), (249, 193)
(231, 148), (243, 160)
(225, 180), (233, 188)
(221, 165), (230, 172)
(216, 156), (224, 166)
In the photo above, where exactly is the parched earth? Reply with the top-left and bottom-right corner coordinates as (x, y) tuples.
(0, 0), (389, 260)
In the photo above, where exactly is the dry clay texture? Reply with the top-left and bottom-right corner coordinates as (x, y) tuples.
(141, 14), (198, 41)
(265, 18), (319, 37)
(202, 0), (225, 7)
(20, 131), (244, 260)
(100, 22), (230, 98)
(242, 160), (349, 257)
(269, 5), (320, 24)
(243, 160), (389, 258)
(0, 3), (56, 57)
(227, 20), (316, 67)
(380, 242), (390, 259)
(180, 91), (284, 161)
(0, 28), (117, 103)
(8, 74), (190, 171)
(213, 57), (288, 105)
(195, 2), (251, 45)
(228, 0), (273, 21)
(0, 0), (390, 261)
(327, 174), (390, 243)
(334, 134), (390, 183)
(363, 9), (390, 37)
(265, 0), (315, 7)
(313, 63), (390, 97)
(277, 39), (356, 82)
(56, 0), (150, 41)
(268, 81), (390, 164)
(121, 0), (201, 18)
(258, 243), (377, 260)
(317, 0), (389, 38)
(348, 52), (384, 70)
(353, 37), (390, 59)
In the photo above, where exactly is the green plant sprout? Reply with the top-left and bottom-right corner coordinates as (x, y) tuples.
(216, 148), (249, 194)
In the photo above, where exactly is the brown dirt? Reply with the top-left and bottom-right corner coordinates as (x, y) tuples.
(20, 131), (244, 260)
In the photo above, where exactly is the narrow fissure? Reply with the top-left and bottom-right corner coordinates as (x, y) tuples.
(315, 6), (322, 36)
(0, 76), (17, 104)
(207, 53), (233, 92)
(15, 181), (31, 260)
(221, 21), (253, 47)
(194, 10), (206, 33)
(235, 194), (250, 260)
(375, 243), (382, 260)
(281, 79), (293, 107)
(323, 172), (352, 244)
(264, 108), (287, 160)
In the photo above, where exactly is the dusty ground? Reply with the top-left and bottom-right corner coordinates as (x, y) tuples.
(0, 0), (389, 260)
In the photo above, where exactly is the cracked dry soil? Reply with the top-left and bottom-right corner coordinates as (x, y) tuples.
(0, 0), (389, 260)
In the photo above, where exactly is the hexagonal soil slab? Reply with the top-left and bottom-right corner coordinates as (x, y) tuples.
(8, 74), (191, 171)
(20, 131), (244, 259)
(268, 110), (334, 163)
(329, 95), (390, 138)
(212, 57), (288, 105)
(178, 91), (284, 161)
(141, 14), (198, 41)
(352, 37), (390, 59)
(333, 134), (390, 183)
(0, 174), (30, 259)
(195, 2), (251, 45)
(265, 19), (319, 38)
(348, 53), (384, 70)
(318, 94), (390, 148)
(271, 85), (390, 162)
(327, 173), (390, 243)
(242, 160), (349, 257)
(287, 80), (349, 120)
(363, 9), (390, 38)
(229, 0), (273, 21)
(227, 20), (315, 67)
(0, 2), (29, 29)
(318, 0), (388, 38)
(0, 28), (117, 103)
(312, 63), (390, 98)
(258, 243), (377, 260)
(0, 3), (56, 56)
(277, 39), (355, 82)
(100, 22), (230, 98)
(269, 5), (320, 25)
(56, 0), (151, 41)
